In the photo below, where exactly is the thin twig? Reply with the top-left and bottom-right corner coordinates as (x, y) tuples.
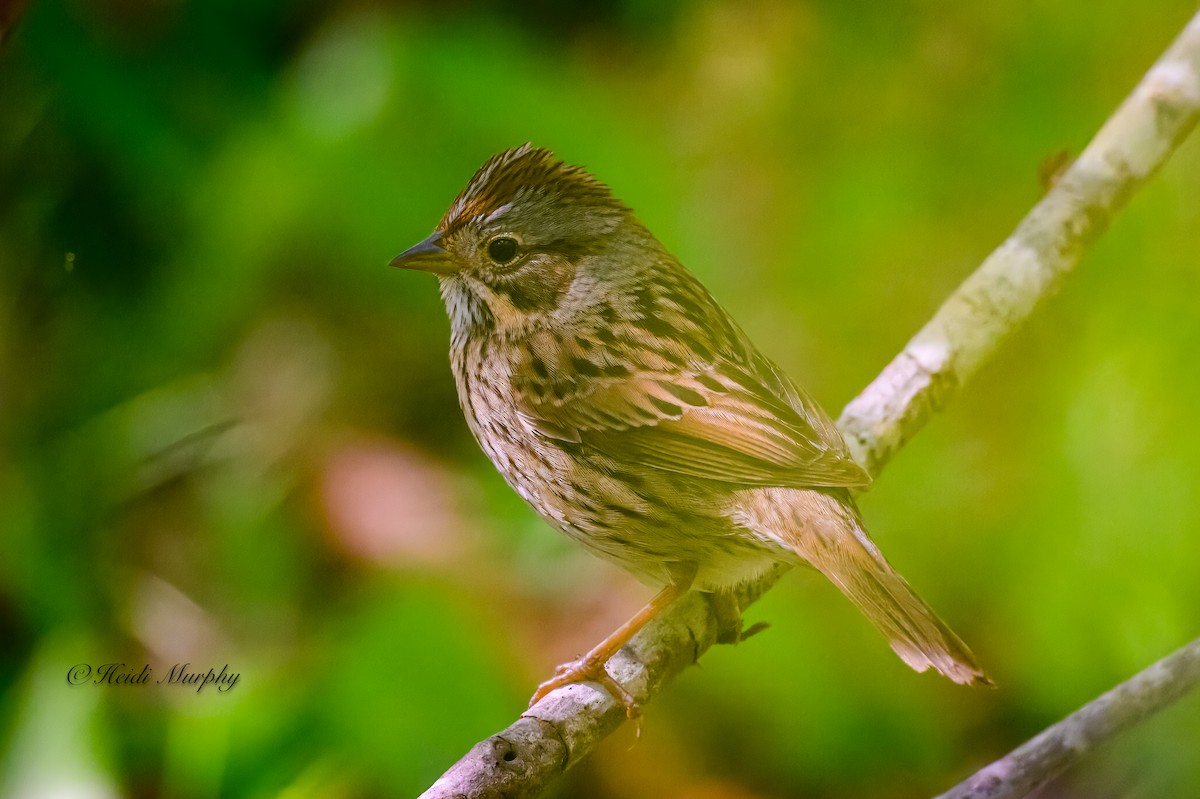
(421, 10), (1200, 799)
(935, 636), (1200, 799)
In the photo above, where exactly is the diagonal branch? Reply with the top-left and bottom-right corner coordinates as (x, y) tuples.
(421, 11), (1200, 799)
(935, 635), (1200, 799)
(838, 9), (1200, 476)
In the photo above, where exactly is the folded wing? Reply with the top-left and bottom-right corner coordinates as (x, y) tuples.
(519, 353), (870, 490)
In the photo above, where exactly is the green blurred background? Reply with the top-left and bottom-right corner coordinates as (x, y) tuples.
(2, 1), (1199, 797)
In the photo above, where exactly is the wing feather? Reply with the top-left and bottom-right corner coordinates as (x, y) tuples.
(518, 361), (870, 490)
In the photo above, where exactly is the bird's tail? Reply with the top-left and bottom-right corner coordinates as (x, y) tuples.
(756, 489), (991, 686)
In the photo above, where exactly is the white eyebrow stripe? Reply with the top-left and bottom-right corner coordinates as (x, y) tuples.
(481, 202), (513, 224)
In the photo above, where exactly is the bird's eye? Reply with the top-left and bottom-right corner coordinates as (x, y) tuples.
(487, 236), (520, 265)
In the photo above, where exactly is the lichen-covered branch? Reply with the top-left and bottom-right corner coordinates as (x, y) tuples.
(421, 11), (1200, 799)
(935, 636), (1200, 799)
(420, 571), (785, 799)
(838, 11), (1200, 477)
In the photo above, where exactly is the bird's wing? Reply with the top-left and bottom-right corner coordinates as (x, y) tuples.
(518, 355), (871, 490)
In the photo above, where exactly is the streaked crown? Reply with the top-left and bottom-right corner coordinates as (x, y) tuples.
(438, 144), (631, 237)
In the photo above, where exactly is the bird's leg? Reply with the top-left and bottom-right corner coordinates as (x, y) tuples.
(529, 566), (695, 718)
(709, 591), (770, 644)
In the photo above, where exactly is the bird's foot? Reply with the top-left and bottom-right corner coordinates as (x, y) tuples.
(709, 591), (770, 644)
(529, 657), (640, 718)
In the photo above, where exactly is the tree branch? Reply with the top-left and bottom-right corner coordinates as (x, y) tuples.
(838, 9), (1200, 476)
(421, 11), (1200, 799)
(935, 636), (1200, 799)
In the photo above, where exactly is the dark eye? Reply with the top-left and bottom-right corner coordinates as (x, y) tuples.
(487, 236), (519, 265)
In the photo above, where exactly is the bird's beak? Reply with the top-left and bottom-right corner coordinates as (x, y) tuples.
(390, 231), (455, 274)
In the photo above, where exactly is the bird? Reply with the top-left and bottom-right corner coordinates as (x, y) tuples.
(391, 144), (990, 715)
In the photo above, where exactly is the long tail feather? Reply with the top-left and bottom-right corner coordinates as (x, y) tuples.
(808, 528), (991, 685)
(750, 489), (991, 686)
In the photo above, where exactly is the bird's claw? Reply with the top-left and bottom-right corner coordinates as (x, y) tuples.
(709, 591), (770, 644)
(529, 658), (641, 719)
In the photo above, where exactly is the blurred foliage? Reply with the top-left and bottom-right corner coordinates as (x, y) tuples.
(2, 0), (1199, 797)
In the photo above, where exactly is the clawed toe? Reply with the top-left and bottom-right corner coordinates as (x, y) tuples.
(710, 591), (768, 644)
(525, 579), (692, 720)
(736, 620), (770, 642)
(528, 659), (641, 718)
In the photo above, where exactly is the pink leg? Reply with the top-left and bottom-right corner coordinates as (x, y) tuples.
(529, 573), (693, 718)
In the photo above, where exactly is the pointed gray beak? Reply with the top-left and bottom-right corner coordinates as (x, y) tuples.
(390, 231), (455, 274)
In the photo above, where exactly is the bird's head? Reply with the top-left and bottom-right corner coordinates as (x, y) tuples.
(392, 144), (652, 338)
